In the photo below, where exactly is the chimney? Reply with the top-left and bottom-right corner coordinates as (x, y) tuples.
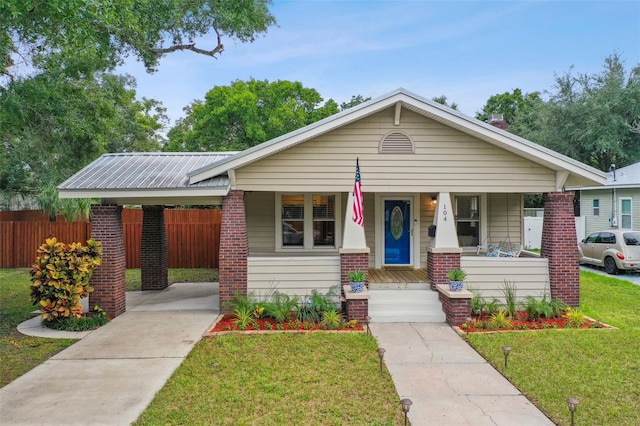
(488, 113), (508, 130)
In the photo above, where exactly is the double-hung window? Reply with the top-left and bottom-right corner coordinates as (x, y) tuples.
(454, 195), (480, 247)
(279, 194), (338, 250)
(592, 199), (600, 216)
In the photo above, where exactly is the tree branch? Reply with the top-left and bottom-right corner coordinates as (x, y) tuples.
(152, 27), (223, 58)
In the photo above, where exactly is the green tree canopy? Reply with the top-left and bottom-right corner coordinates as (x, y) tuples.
(165, 79), (343, 152)
(0, 67), (168, 193)
(340, 95), (371, 110)
(432, 95), (459, 110)
(1, 0), (277, 81)
(475, 88), (542, 125)
(511, 53), (640, 171)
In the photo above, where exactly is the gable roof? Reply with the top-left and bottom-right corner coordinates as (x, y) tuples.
(187, 88), (606, 188)
(568, 161), (640, 191)
(58, 152), (234, 205)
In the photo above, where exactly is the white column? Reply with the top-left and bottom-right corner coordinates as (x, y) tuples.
(431, 192), (460, 249)
(342, 191), (367, 249)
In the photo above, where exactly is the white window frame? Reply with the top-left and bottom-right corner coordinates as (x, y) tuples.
(275, 193), (341, 252)
(620, 197), (632, 229)
(454, 194), (481, 247)
(592, 199), (600, 217)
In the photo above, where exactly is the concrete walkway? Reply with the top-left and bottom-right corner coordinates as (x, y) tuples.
(370, 323), (555, 426)
(1, 283), (219, 426)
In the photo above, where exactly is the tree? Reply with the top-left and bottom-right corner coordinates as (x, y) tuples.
(513, 53), (640, 171)
(340, 95), (371, 111)
(0, 67), (168, 194)
(432, 95), (459, 110)
(1, 0), (277, 82)
(475, 89), (542, 125)
(165, 79), (341, 152)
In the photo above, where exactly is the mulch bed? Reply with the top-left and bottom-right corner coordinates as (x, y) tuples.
(204, 314), (366, 337)
(455, 314), (613, 334)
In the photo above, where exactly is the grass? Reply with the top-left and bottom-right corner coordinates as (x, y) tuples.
(464, 271), (640, 426)
(135, 333), (406, 426)
(0, 268), (217, 388)
(125, 268), (218, 291)
(0, 268), (76, 387)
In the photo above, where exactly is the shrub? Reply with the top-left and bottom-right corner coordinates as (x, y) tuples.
(30, 237), (102, 322)
(500, 280), (518, 318)
(44, 306), (109, 331)
(298, 286), (339, 322)
(264, 291), (299, 323)
(488, 311), (513, 329)
(320, 310), (343, 330)
(563, 307), (587, 328)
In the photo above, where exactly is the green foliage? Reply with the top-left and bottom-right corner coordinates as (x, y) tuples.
(432, 95), (459, 110)
(484, 298), (502, 316)
(522, 295), (567, 321)
(339, 94), (371, 110)
(476, 88), (542, 125)
(165, 79), (341, 152)
(500, 281), (518, 318)
(563, 307), (587, 328)
(232, 306), (255, 331)
(507, 53), (640, 170)
(446, 268), (466, 281)
(0, 70), (167, 193)
(264, 291), (299, 323)
(320, 310), (343, 330)
(30, 238), (103, 322)
(347, 270), (366, 282)
(43, 306), (109, 331)
(488, 310), (513, 329)
(1, 0), (277, 79)
(297, 286), (339, 322)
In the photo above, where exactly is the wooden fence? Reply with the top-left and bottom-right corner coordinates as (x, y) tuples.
(0, 209), (221, 269)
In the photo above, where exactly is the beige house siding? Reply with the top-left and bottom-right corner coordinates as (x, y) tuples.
(247, 256), (340, 298)
(580, 188), (639, 234)
(234, 108), (557, 193)
(460, 257), (550, 302)
(420, 193), (437, 267)
(486, 193), (524, 246)
(246, 191), (276, 255)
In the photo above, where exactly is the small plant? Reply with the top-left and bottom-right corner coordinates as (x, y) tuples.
(30, 237), (102, 322)
(320, 310), (343, 330)
(347, 270), (366, 282)
(446, 268), (466, 281)
(232, 305), (255, 330)
(298, 286), (339, 322)
(346, 319), (359, 329)
(44, 305), (109, 331)
(484, 298), (502, 317)
(563, 307), (587, 328)
(265, 291), (299, 323)
(501, 280), (518, 318)
(488, 310), (513, 329)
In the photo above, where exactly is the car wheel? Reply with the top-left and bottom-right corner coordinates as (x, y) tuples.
(604, 257), (619, 275)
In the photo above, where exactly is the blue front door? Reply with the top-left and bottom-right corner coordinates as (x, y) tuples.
(384, 199), (411, 265)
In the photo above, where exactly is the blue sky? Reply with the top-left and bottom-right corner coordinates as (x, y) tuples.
(119, 0), (640, 126)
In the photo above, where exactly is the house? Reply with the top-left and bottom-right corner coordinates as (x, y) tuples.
(568, 162), (640, 236)
(58, 89), (606, 324)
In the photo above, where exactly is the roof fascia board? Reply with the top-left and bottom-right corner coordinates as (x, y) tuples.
(567, 184), (640, 191)
(58, 187), (229, 200)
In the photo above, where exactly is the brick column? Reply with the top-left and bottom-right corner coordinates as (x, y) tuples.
(89, 205), (126, 318)
(427, 249), (461, 290)
(141, 205), (168, 291)
(219, 190), (248, 311)
(340, 251), (369, 288)
(541, 192), (580, 306)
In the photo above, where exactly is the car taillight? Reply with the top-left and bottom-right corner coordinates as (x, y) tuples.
(616, 252), (625, 260)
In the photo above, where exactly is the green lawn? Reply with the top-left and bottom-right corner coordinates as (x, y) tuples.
(0, 268), (217, 387)
(0, 268), (76, 387)
(135, 333), (406, 426)
(464, 271), (640, 426)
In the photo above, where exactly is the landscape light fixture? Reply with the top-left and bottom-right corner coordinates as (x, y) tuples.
(567, 397), (579, 426)
(365, 316), (371, 335)
(400, 398), (412, 426)
(377, 348), (386, 373)
(502, 346), (511, 369)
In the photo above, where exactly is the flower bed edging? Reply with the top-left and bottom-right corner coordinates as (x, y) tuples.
(452, 315), (615, 335)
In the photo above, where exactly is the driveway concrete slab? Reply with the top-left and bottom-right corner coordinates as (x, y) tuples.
(370, 322), (555, 426)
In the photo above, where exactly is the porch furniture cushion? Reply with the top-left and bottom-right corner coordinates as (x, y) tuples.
(485, 244), (500, 257)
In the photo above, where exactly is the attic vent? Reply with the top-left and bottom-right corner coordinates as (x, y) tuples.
(379, 132), (414, 154)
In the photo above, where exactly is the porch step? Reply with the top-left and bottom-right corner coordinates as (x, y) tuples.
(368, 288), (445, 323)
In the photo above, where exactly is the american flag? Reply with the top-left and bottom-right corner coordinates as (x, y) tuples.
(353, 158), (364, 226)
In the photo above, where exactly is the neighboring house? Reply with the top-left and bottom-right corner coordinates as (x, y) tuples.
(58, 89), (606, 324)
(568, 162), (640, 235)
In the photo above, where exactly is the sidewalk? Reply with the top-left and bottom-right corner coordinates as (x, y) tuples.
(370, 323), (555, 426)
(0, 283), (219, 426)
